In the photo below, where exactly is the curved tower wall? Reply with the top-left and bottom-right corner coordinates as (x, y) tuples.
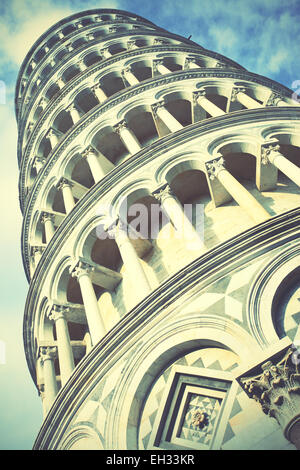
(16, 9), (300, 450)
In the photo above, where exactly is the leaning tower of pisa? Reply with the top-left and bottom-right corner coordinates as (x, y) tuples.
(16, 8), (300, 450)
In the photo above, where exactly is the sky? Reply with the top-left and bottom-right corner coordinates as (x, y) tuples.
(0, 0), (300, 451)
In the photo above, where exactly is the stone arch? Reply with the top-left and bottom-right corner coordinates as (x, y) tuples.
(105, 316), (256, 449)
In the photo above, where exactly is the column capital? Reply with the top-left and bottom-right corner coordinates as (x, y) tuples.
(153, 59), (164, 71)
(122, 65), (132, 75)
(237, 344), (300, 447)
(31, 245), (45, 256)
(66, 102), (78, 112)
(113, 119), (128, 134)
(152, 183), (173, 203)
(151, 99), (166, 116)
(46, 127), (61, 139)
(39, 346), (57, 362)
(71, 260), (95, 280)
(41, 212), (55, 224)
(231, 86), (246, 102)
(266, 92), (284, 107)
(127, 40), (137, 49)
(86, 32), (95, 41)
(205, 155), (226, 180)
(65, 43), (74, 52)
(186, 56), (198, 65)
(109, 26), (118, 34)
(33, 155), (46, 169)
(215, 61), (227, 68)
(82, 145), (98, 159)
(100, 47), (110, 56)
(48, 304), (69, 322)
(261, 140), (281, 165)
(56, 177), (73, 190)
(38, 97), (47, 109)
(153, 38), (166, 45)
(193, 89), (207, 102)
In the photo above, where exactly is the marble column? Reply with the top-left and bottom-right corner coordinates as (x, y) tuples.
(67, 103), (81, 124)
(48, 305), (75, 386)
(231, 86), (263, 109)
(152, 100), (183, 132)
(40, 346), (58, 412)
(153, 59), (172, 75)
(32, 246), (45, 267)
(206, 156), (270, 223)
(82, 145), (108, 183)
(71, 261), (106, 345)
(57, 178), (75, 213)
(91, 83), (108, 103)
(153, 184), (203, 247)
(261, 142), (300, 188)
(46, 128), (61, 149)
(107, 219), (151, 300)
(41, 212), (55, 243)
(114, 120), (142, 154)
(122, 66), (140, 86)
(193, 90), (226, 117)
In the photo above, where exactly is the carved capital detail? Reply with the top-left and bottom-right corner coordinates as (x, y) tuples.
(39, 346), (57, 362)
(56, 177), (73, 190)
(231, 86), (246, 102)
(267, 92), (284, 107)
(48, 304), (69, 322)
(205, 156), (226, 180)
(82, 145), (98, 159)
(261, 141), (281, 165)
(193, 89), (206, 102)
(239, 345), (300, 447)
(151, 100), (165, 116)
(71, 260), (95, 280)
(113, 119), (128, 133)
(41, 212), (55, 224)
(152, 183), (173, 203)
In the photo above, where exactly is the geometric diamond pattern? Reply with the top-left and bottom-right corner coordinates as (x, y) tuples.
(180, 394), (222, 446)
(138, 347), (240, 450)
(198, 258), (266, 322)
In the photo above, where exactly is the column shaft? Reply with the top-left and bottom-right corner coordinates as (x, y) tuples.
(61, 183), (75, 213)
(53, 312), (75, 385)
(236, 91), (263, 109)
(76, 271), (106, 345)
(196, 95), (226, 117)
(268, 151), (300, 187)
(92, 85), (108, 103)
(157, 188), (203, 248)
(41, 349), (58, 412)
(155, 106), (183, 132)
(123, 69), (140, 86)
(217, 169), (270, 223)
(114, 226), (151, 300)
(116, 124), (142, 154)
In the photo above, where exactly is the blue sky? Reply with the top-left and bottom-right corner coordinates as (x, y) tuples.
(0, 0), (299, 450)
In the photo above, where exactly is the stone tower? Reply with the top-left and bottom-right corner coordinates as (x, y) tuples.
(16, 9), (300, 450)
